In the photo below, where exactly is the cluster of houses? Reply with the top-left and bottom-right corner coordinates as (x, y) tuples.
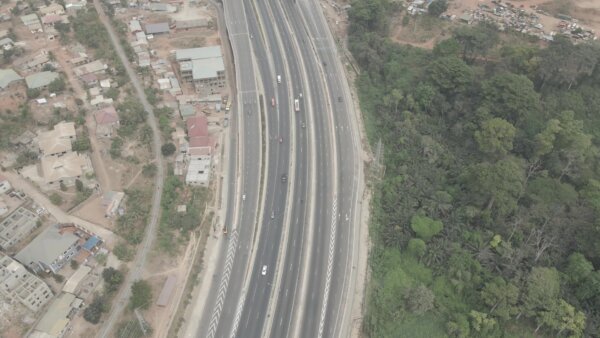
(19, 121), (95, 191)
(19, 1), (85, 40)
(125, 16), (225, 188)
(0, 176), (103, 338)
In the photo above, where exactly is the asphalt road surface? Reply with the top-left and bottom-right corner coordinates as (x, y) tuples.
(197, 0), (362, 336)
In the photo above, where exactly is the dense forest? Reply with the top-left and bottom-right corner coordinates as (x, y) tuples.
(349, 0), (600, 337)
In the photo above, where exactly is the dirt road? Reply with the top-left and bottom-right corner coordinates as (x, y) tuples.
(2, 171), (116, 244)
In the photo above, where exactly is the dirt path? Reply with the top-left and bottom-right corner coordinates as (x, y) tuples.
(3, 171), (116, 245)
(149, 232), (199, 338)
(52, 47), (114, 193)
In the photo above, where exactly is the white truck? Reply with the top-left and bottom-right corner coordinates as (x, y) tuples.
(294, 99), (300, 112)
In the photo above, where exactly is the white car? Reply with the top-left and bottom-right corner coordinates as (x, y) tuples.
(242, 194), (246, 201)
(261, 265), (268, 276)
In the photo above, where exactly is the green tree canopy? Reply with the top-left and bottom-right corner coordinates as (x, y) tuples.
(480, 277), (520, 320)
(474, 117), (516, 157)
(130, 280), (152, 310)
(427, 56), (473, 97)
(410, 215), (443, 241)
(462, 157), (525, 217)
(482, 72), (540, 125)
(404, 284), (435, 315)
(428, 0), (448, 16)
(524, 267), (561, 317)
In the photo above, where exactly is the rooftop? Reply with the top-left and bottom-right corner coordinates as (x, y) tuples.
(62, 265), (91, 294)
(94, 106), (119, 125)
(15, 224), (80, 272)
(40, 152), (88, 182)
(145, 22), (170, 34)
(73, 60), (106, 77)
(25, 71), (59, 90)
(20, 13), (40, 26)
(38, 132), (72, 155)
(175, 46), (222, 62)
(34, 292), (77, 336)
(191, 57), (225, 80)
(186, 115), (208, 138)
(179, 104), (196, 118)
(0, 69), (22, 89)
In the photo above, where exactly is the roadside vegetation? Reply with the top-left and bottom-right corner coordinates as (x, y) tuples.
(156, 170), (210, 254)
(70, 8), (130, 86)
(349, 0), (600, 337)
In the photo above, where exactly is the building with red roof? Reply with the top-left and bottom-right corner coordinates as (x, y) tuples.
(93, 106), (120, 138)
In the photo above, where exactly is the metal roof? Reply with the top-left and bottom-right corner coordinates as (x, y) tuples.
(0, 68), (22, 89)
(25, 71), (59, 89)
(34, 292), (76, 336)
(82, 235), (100, 251)
(175, 46), (222, 61)
(191, 57), (225, 80)
(145, 22), (169, 34)
(15, 224), (79, 270)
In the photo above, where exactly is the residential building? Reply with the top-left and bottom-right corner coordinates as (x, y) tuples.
(129, 19), (142, 33)
(69, 52), (89, 66)
(41, 14), (68, 26)
(0, 68), (22, 89)
(79, 73), (98, 87)
(25, 71), (60, 90)
(65, 0), (86, 14)
(15, 224), (83, 274)
(20, 13), (42, 33)
(38, 121), (76, 157)
(16, 51), (51, 71)
(73, 60), (106, 77)
(0, 198), (7, 216)
(90, 95), (113, 107)
(39, 3), (65, 15)
(38, 152), (92, 189)
(175, 18), (208, 30)
(94, 106), (120, 138)
(0, 174), (11, 193)
(145, 22), (169, 35)
(185, 156), (211, 186)
(0, 253), (53, 312)
(186, 115), (211, 152)
(185, 115), (212, 186)
(175, 46), (226, 95)
(0, 207), (39, 250)
(179, 104), (196, 120)
(148, 2), (177, 12)
(29, 292), (82, 338)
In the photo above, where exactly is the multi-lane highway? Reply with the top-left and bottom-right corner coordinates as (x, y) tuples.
(195, 0), (363, 336)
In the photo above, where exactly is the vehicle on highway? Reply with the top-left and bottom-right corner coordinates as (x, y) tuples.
(281, 174), (287, 182)
(294, 99), (300, 112)
(299, 92), (303, 98)
(261, 265), (268, 276)
(272, 97), (276, 107)
(301, 122), (306, 128)
(271, 211), (274, 219)
(279, 137), (283, 143)
(277, 75), (281, 84)
(242, 194), (246, 201)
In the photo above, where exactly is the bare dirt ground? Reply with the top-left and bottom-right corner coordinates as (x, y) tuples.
(72, 194), (112, 228)
(142, 233), (198, 338)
